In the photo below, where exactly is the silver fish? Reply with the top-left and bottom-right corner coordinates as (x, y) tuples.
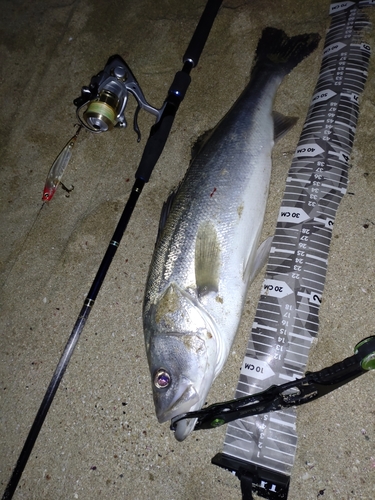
(143, 27), (320, 441)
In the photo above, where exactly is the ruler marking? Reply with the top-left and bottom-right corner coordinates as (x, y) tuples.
(249, 347), (272, 357)
(287, 340), (312, 350)
(272, 237), (299, 242)
(257, 302), (280, 310)
(304, 266), (328, 276)
(236, 382), (261, 391)
(283, 368), (305, 376)
(296, 287), (322, 294)
(255, 312), (279, 320)
(293, 322), (320, 332)
(283, 366), (309, 378)
(295, 306), (320, 317)
(251, 333), (276, 342)
(252, 323), (278, 332)
(270, 243), (297, 248)
(266, 265), (294, 272)
(252, 341), (276, 350)
(269, 256), (294, 261)
(256, 303), (280, 311)
(263, 455), (294, 467)
(320, 182), (347, 192)
(271, 239), (297, 245)
(269, 428), (297, 439)
(273, 229), (300, 234)
(236, 383), (261, 393)
(231, 421), (257, 433)
(279, 373), (300, 381)
(252, 318), (280, 326)
(266, 446), (296, 457)
(225, 432), (254, 442)
(224, 443), (251, 453)
(303, 278), (326, 288)
(335, 117), (357, 128)
(306, 253), (329, 263)
(254, 308), (280, 317)
(289, 331), (314, 341)
(263, 272), (292, 279)
(311, 227), (332, 236)
(304, 256), (328, 264)
(269, 417), (296, 430)
(282, 366), (305, 375)
(304, 269), (328, 278)
(306, 244), (330, 254)
(276, 410), (298, 420)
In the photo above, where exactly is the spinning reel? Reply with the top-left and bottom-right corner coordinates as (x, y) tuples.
(74, 54), (163, 140)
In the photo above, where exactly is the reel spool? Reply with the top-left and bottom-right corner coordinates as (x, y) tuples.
(83, 90), (121, 132)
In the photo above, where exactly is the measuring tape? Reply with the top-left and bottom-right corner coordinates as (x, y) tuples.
(212, 2), (373, 498)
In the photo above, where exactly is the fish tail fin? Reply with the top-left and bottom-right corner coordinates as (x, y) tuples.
(252, 27), (321, 77)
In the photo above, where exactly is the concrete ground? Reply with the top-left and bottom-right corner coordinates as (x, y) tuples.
(1, 1), (374, 499)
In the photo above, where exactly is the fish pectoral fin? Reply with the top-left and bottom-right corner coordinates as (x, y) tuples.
(195, 221), (221, 297)
(273, 111), (298, 142)
(244, 236), (273, 285)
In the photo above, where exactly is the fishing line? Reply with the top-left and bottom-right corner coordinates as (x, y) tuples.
(0, 203), (46, 290)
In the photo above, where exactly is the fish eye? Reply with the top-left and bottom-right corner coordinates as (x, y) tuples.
(154, 369), (171, 389)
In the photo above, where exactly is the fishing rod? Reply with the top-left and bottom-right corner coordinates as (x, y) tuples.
(1, 1), (223, 498)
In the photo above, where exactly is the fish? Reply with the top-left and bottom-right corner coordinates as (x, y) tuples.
(143, 27), (320, 441)
(42, 126), (82, 202)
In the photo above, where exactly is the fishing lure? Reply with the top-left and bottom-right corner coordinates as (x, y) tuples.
(42, 126), (82, 202)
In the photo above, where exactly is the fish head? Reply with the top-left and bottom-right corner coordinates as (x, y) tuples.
(149, 334), (209, 440)
(144, 283), (219, 440)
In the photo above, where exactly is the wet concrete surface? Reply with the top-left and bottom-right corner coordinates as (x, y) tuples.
(1, 1), (374, 499)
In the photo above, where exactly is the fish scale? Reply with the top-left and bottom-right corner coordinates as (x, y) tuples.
(212, 2), (373, 499)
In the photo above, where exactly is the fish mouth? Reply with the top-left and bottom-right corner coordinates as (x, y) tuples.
(156, 381), (200, 424)
(173, 417), (198, 442)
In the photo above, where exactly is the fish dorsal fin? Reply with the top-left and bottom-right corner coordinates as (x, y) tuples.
(195, 221), (221, 297)
(243, 236), (273, 285)
(191, 127), (215, 162)
(273, 111), (298, 142)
